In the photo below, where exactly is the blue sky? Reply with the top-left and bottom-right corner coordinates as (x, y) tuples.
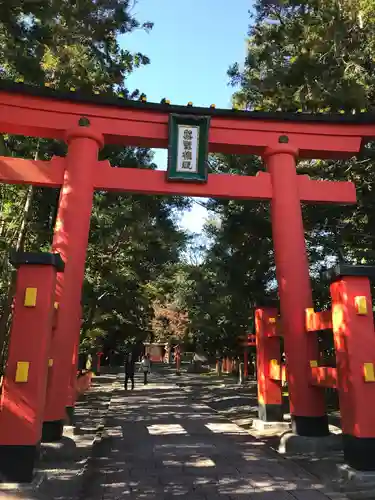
(119, 0), (252, 233)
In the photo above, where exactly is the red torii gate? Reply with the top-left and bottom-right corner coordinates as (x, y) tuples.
(0, 81), (369, 460)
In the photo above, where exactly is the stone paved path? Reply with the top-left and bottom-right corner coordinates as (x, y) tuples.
(83, 371), (345, 500)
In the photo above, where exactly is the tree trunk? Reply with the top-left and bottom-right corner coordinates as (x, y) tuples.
(81, 303), (97, 338)
(15, 184), (34, 251)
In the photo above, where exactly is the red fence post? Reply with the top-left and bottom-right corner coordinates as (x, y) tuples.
(0, 252), (63, 482)
(175, 346), (181, 374)
(330, 265), (375, 470)
(255, 307), (283, 421)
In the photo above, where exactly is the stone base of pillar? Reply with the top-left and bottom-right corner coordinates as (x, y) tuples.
(343, 435), (375, 471)
(252, 418), (290, 433)
(279, 431), (342, 454)
(0, 444), (39, 483)
(42, 420), (64, 442)
(291, 414), (329, 437)
(41, 436), (77, 462)
(258, 403), (284, 422)
(337, 463), (375, 493)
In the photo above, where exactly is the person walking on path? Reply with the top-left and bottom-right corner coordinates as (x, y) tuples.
(140, 354), (151, 385)
(124, 352), (135, 390)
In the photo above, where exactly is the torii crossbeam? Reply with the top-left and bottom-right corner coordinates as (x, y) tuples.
(0, 155), (356, 202)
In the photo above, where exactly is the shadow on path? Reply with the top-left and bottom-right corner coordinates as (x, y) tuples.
(82, 370), (339, 500)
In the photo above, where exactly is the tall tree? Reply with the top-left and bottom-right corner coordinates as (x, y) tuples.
(0, 0), (152, 93)
(0, 1), (188, 362)
(228, 0), (375, 268)
(188, 1), (375, 355)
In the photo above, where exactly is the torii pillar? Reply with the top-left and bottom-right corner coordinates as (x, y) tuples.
(264, 141), (329, 436)
(42, 120), (104, 441)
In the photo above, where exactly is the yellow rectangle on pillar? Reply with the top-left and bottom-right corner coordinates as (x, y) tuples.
(24, 287), (37, 307)
(15, 361), (29, 382)
(364, 363), (375, 382)
(355, 296), (368, 315)
(48, 359), (54, 367)
(310, 360), (318, 368)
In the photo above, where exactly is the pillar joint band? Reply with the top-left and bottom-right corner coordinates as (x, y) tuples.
(65, 126), (104, 149)
(263, 144), (299, 159)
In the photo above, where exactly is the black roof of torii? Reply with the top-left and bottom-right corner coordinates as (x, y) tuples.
(1, 79), (375, 125)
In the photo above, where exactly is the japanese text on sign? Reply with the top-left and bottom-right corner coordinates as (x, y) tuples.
(176, 125), (199, 173)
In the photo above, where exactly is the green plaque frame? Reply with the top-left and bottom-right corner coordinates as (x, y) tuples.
(167, 114), (210, 183)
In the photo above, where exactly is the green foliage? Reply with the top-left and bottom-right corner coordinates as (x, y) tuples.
(229, 0), (375, 113)
(230, 0), (375, 272)
(82, 186), (188, 353)
(0, 0), (153, 94)
(177, 157), (276, 357)
(181, 0), (375, 356)
(0, 0), (188, 359)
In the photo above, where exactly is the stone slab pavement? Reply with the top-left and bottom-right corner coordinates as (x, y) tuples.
(81, 370), (347, 500)
(165, 369), (364, 498)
